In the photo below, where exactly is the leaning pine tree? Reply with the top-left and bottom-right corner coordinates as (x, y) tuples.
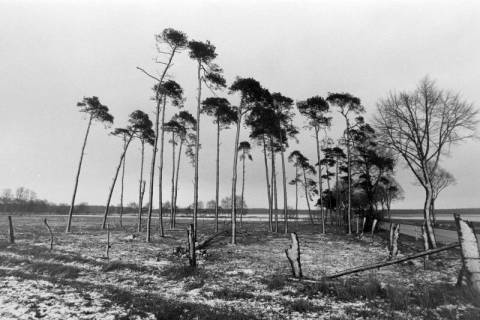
(187, 39), (226, 240)
(137, 28), (188, 242)
(66, 96), (113, 233)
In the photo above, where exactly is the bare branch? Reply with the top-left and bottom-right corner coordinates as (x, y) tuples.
(136, 67), (161, 82)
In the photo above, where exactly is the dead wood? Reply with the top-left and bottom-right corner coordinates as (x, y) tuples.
(8, 216), (14, 244)
(195, 227), (230, 250)
(326, 243), (459, 279)
(43, 218), (54, 250)
(371, 219), (378, 243)
(285, 232), (302, 278)
(388, 223), (400, 260)
(454, 213), (480, 295)
(187, 224), (196, 267)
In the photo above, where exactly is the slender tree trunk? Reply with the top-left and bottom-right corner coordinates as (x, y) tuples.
(270, 145), (278, 232)
(430, 199), (436, 227)
(240, 153), (245, 227)
(102, 136), (133, 229)
(263, 136), (273, 232)
(335, 160), (340, 228)
(193, 61), (202, 241)
(230, 106), (242, 244)
(158, 97), (167, 236)
(315, 130), (325, 233)
(146, 98), (164, 242)
(173, 140), (183, 225)
(424, 184), (437, 248)
(345, 119), (352, 234)
(215, 122), (220, 232)
(138, 141), (145, 232)
(280, 147), (288, 234)
(303, 168), (313, 224)
(66, 115), (93, 233)
(170, 132), (176, 229)
(142, 47), (177, 241)
(295, 166), (298, 220)
(120, 136), (126, 227)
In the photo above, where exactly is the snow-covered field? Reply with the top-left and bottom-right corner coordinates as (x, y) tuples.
(0, 215), (479, 319)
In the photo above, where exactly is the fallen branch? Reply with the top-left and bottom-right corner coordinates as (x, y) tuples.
(196, 228), (230, 250)
(326, 243), (460, 279)
(43, 218), (54, 250)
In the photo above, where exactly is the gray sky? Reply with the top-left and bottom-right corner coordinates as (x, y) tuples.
(1, 0), (479, 209)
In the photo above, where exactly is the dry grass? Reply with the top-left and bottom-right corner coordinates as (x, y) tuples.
(0, 214), (479, 319)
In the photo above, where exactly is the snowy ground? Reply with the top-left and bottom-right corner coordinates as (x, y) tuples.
(0, 215), (479, 319)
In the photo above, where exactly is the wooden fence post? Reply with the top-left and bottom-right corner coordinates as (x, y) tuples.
(359, 217), (367, 239)
(285, 232), (302, 278)
(105, 224), (111, 259)
(43, 218), (54, 250)
(8, 216), (14, 244)
(187, 224), (196, 267)
(371, 219), (378, 243)
(454, 213), (480, 295)
(388, 224), (400, 260)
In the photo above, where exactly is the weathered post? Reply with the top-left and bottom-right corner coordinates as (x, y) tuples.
(371, 219), (378, 243)
(105, 224), (111, 259)
(43, 218), (54, 250)
(359, 217), (367, 239)
(356, 215), (359, 234)
(8, 216), (14, 244)
(285, 232), (302, 278)
(454, 213), (480, 295)
(187, 224), (196, 267)
(388, 224), (400, 260)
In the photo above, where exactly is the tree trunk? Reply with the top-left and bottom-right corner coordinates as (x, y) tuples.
(280, 147), (288, 234)
(158, 96), (167, 236)
(146, 97), (164, 242)
(295, 166), (298, 220)
(66, 115), (93, 233)
(102, 136), (132, 229)
(119, 136), (126, 227)
(262, 136), (273, 232)
(273, 153), (279, 232)
(193, 61), (202, 241)
(138, 141), (145, 232)
(230, 105), (242, 244)
(187, 224), (196, 267)
(170, 132), (176, 229)
(388, 223), (400, 260)
(315, 129), (324, 233)
(346, 119), (352, 234)
(302, 168), (313, 224)
(215, 121), (220, 232)
(285, 233), (302, 278)
(335, 161), (340, 228)
(423, 185), (437, 248)
(173, 140), (183, 228)
(430, 199), (436, 227)
(240, 152), (246, 227)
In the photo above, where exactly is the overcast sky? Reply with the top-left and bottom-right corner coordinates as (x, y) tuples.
(1, 0), (479, 209)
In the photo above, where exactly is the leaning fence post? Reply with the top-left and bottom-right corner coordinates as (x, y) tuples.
(8, 216), (14, 243)
(388, 224), (400, 260)
(285, 232), (302, 278)
(454, 213), (480, 295)
(43, 218), (54, 250)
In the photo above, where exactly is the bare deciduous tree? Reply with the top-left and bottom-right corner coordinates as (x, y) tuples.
(375, 77), (477, 248)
